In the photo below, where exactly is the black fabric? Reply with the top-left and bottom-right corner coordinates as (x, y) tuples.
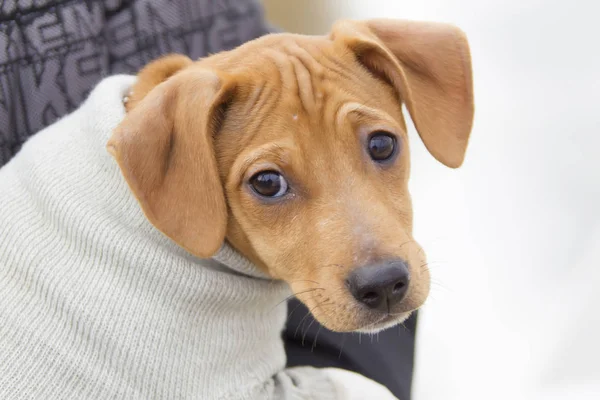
(285, 299), (417, 400)
(0, 1), (417, 397)
(0, 0), (271, 164)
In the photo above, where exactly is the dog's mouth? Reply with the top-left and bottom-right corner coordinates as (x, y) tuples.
(289, 256), (429, 332)
(301, 288), (419, 333)
(355, 311), (413, 333)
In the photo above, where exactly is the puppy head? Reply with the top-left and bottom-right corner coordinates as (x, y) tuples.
(109, 19), (474, 332)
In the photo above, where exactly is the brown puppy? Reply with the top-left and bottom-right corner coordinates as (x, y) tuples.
(108, 19), (474, 333)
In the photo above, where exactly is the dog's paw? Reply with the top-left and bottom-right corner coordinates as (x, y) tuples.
(322, 368), (399, 400)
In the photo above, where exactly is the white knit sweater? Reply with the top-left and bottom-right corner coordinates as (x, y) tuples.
(0, 76), (397, 400)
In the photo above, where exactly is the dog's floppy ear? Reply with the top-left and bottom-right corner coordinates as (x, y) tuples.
(330, 19), (474, 168)
(124, 54), (194, 111)
(108, 67), (235, 258)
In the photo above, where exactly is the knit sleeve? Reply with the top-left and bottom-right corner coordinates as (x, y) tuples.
(270, 367), (399, 400)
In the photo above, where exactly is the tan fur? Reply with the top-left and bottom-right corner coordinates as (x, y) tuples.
(108, 19), (474, 332)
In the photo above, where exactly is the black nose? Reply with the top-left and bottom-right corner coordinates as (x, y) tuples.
(346, 259), (410, 311)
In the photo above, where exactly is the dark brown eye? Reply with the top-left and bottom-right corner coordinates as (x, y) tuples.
(250, 171), (288, 198)
(368, 132), (397, 162)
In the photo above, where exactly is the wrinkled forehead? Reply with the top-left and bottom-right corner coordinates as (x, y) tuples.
(212, 35), (407, 179)
(219, 36), (402, 135)
(214, 35), (397, 113)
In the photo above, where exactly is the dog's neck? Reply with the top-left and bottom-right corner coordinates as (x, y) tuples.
(0, 76), (291, 398)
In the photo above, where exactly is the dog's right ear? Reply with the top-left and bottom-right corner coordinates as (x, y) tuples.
(125, 54), (194, 111)
(108, 67), (235, 258)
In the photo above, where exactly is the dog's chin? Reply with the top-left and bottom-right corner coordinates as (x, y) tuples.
(354, 311), (413, 334)
(309, 301), (415, 333)
(299, 288), (426, 333)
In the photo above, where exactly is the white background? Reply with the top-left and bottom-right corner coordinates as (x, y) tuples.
(264, 1), (600, 398)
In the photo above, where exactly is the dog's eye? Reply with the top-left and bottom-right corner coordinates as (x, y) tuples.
(250, 171), (289, 198)
(368, 132), (397, 162)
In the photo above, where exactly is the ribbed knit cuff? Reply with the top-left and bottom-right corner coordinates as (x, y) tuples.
(276, 367), (339, 400)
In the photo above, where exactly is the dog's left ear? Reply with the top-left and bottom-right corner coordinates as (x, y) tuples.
(331, 19), (474, 168)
